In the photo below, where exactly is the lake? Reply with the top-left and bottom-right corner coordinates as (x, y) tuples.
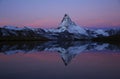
(0, 41), (120, 79)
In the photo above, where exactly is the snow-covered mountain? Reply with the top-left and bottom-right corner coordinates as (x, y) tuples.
(58, 14), (88, 35)
(43, 14), (88, 36)
(43, 14), (112, 40)
(44, 14), (109, 37)
(0, 26), (49, 40)
(0, 14), (119, 40)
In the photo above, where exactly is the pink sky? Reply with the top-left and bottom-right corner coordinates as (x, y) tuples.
(0, 0), (120, 28)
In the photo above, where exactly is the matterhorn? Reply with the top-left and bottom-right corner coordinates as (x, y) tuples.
(58, 14), (88, 35)
(0, 14), (116, 41)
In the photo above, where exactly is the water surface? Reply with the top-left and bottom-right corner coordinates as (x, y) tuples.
(0, 41), (120, 79)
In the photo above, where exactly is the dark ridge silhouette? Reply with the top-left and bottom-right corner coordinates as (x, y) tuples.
(92, 34), (120, 46)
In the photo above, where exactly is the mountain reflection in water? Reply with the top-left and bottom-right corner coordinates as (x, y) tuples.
(0, 41), (120, 65)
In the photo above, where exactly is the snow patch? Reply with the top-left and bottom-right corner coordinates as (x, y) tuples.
(95, 29), (109, 36)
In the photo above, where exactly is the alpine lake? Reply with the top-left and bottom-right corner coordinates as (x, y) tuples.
(0, 41), (120, 79)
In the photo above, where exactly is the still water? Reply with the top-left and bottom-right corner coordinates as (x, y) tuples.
(0, 41), (120, 79)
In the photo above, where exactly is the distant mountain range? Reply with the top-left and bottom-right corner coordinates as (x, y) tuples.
(0, 14), (120, 41)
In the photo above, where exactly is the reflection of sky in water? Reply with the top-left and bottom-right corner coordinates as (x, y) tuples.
(0, 52), (120, 79)
(0, 41), (120, 79)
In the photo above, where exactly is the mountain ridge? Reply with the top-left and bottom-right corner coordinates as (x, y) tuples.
(0, 14), (120, 41)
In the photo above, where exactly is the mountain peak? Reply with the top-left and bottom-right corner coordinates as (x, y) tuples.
(61, 14), (71, 22)
(58, 14), (88, 35)
(60, 14), (76, 27)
